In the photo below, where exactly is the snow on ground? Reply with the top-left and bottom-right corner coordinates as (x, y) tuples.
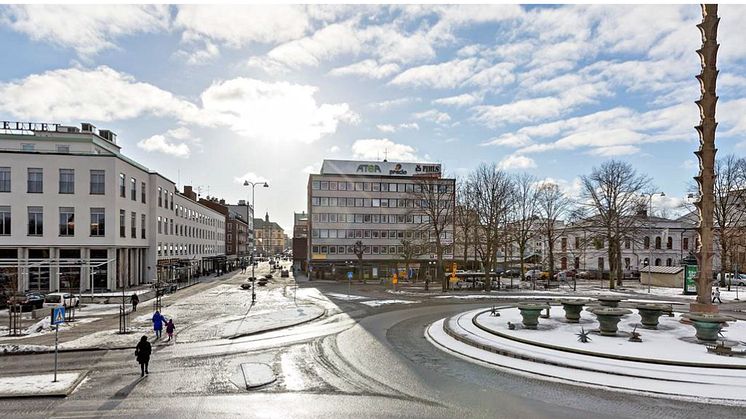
(325, 293), (368, 300)
(0, 317), (100, 341)
(0, 343), (53, 354)
(477, 307), (746, 366)
(0, 372), (82, 396)
(359, 299), (420, 307)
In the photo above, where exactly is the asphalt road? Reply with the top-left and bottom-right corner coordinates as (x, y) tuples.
(0, 278), (743, 419)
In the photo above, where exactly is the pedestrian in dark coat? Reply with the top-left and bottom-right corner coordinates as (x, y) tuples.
(152, 311), (165, 339)
(135, 336), (151, 377)
(130, 293), (139, 311)
(165, 319), (175, 342)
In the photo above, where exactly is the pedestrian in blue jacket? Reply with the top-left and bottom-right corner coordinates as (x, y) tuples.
(152, 311), (165, 339)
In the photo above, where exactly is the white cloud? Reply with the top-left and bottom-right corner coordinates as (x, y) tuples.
(586, 145), (641, 157)
(433, 93), (481, 107)
(376, 122), (419, 133)
(137, 128), (194, 158)
(261, 21), (363, 69)
(389, 58), (480, 89)
(0, 66), (198, 121)
(483, 133), (533, 148)
(0, 5), (170, 56)
(329, 145), (340, 153)
(175, 41), (220, 65)
(351, 138), (420, 161)
(175, 5), (310, 48)
(301, 164), (321, 174)
(197, 77), (358, 143)
(498, 154), (536, 170)
(328, 59), (400, 79)
(233, 171), (269, 185)
(413, 109), (451, 124)
(369, 97), (420, 110)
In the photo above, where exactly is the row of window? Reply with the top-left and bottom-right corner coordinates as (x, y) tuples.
(311, 196), (450, 209)
(311, 244), (454, 256)
(311, 229), (451, 241)
(156, 242), (222, 257)
(18, 143), (70, 154)
(312, 213), (432, 225)
(311, 180), (451, 193)
(157, 185), (223, 229)
(564, 236), (696, 251)
(156, 215), (222, 241)
(0, 206), (108, 237)
(117, 173), (147, 203)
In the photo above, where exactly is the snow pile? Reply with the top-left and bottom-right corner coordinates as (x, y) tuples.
(360, 299), (420, 307)
(0, 372), (81, 396)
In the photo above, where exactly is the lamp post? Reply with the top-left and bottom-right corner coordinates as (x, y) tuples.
(643, 192), (665, 293)
(243, 180), (269, 281)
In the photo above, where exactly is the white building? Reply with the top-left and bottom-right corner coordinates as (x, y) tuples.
(0, 121), (225, 294)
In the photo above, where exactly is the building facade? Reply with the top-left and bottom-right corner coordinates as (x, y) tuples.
(254, 213), (286, 256)
(200, 197), (249, 269)
(226, 201), (254, 255)
(307, 159), (455, 280)
(0, 121), (225, 294)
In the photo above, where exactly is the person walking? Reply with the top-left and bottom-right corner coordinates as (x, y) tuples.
(135, 336), (151, 377)
(130, 293), (139, 312)
(165, 319), (176, 342)
(713, 287), (723, 304)
(152, 310), (165, 339)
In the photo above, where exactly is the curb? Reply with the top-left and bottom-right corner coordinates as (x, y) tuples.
(0, 369), (89, 399)
(227, 308), (327, 340)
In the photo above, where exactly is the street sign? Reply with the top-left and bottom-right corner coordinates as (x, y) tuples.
(347, 271), (353, 280)
(51, 306), (66, 325)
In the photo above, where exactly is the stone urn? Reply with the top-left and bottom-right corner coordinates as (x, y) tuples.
(516, 302), (549, 329)
(559, 299), (588, 323)
(683, 312), (735, 342)
(597, 296), (624, 308)
(636, 303), (671, 329)
(588, 307), (632, 336)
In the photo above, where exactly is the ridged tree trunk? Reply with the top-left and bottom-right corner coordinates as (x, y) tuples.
(692, 4), (719, 312)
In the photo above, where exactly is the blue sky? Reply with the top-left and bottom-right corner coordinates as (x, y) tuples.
(2, 4), (746, 231)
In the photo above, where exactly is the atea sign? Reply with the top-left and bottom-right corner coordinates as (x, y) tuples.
(322, 160), (442, 177)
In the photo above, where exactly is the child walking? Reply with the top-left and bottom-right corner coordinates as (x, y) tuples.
(166, 318), (176, 342)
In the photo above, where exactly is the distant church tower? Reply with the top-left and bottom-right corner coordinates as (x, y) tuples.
(265, 212), (269, 222)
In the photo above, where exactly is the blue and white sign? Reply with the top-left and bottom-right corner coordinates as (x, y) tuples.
(51, 306), (66, 325)
(347, 271), (353, 280)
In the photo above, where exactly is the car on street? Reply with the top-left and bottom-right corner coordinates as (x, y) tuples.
(716, 273), (746, 286)
(576, 270), (593, 279)
(524, 270), (545, 280)
(43, 292), (80, 308)
(6, 292), (45, 311)
(502, 270), (520, 278)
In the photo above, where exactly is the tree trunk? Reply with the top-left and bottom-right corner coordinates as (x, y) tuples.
(547, 242), (555, 281)
(607, 244), (616, 289)
(719, 243), (727, 287)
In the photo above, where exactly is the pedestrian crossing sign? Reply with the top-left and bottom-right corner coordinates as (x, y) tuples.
(51, 306), (66, 325)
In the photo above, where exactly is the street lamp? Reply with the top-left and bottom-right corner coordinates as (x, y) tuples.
(642, 192), (665, 293)
(243, 179), (269, 281)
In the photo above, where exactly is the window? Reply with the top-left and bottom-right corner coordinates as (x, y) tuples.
(655, 258), (661, 266)
(141, 182), (146, 203)
(158, 216), (162, 234)
(655, 236), (662, 250)
(119, 210), (126, 237)
(141, 214), (146, 239)
(90, 170), (105, 194)
(131, 178), (136, 200)
(28, 168), (43, 193)
(59, 169), (74, 194)
(643, 236), (650, 249)
(59, 207), (74, 236)
(0, 206), (10, 235)
(624, 237), (630, 249)
(624, 258), (631, 270)
(28, 206), (43, 235)
(0, 167), (10, 192)
(666, 258), (672, 267)
(312, 181), (320, 190)
(22, 143), (35, 151)
(574, 236), (580, 249)
(320, 181), (329, 190)
(666, 237), (673, 250)
(597, 257), (604, 271)
(56, 144), (70, 153)
(170, 193), (174, 210)
(131, 212), (136, 238)
(170, 219), (173, 235)
(158, 187), (163, 207)
(683, 237), (689, 250)
(91, 208), (105, 236)
(119, 173), (125, 197)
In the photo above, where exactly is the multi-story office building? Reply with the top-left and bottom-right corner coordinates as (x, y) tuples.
(200, 197), (249, 269)
(307, 159), (455, 280)
(0, 121), (225, 294)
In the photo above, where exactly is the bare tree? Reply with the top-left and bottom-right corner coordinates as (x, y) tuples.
(455, 180), (479, 270)
(399, 233), (423, 283)
(509, 174), (540, 289)
(536, 181), (572, 281)
(467, 163), (514, 291)
(580, 160), (651, 289)
(411, 176), (455, 292)
(713, 155), (746, 288)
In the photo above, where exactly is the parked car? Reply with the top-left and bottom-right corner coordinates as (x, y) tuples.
(6, 292), (45, 311)
(716, 273), (746, 286)
(576, 271), (593, 279)
(502, 270), (520, 278)
(43, 292), (80, 308)
(280, 269), (289, 278)
(524, 270), (545, 280)
(264, 274), (273, 279)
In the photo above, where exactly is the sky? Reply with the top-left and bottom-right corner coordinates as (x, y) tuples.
(2, 4), (746, 231)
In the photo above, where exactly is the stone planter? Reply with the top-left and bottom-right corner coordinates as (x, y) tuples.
(516, 302), (549, 329)
(559, 299), (588, 323)
(597, 296), (624, 308)
(636, 303), (671, 329)
(588, 307), (632, 336)
(683, 313), (735, 342)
